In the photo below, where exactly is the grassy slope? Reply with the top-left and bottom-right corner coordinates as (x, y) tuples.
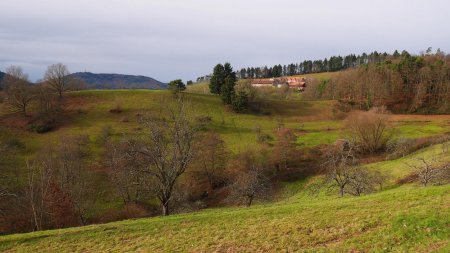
(1, 185), (448, 252)
(1, 90), (449, 252)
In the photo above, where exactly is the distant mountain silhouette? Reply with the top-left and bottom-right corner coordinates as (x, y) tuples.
(70, 72), (167, 90)
(0, 71), (5, 81)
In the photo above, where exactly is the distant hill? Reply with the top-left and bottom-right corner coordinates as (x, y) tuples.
(0, 71), (5, 81)
(70, 72), (167, 90)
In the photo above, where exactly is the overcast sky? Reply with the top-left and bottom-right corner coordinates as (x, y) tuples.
(1, 0), (449, 82)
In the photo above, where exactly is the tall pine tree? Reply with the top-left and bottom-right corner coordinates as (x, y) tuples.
(209, 64), (225, 94)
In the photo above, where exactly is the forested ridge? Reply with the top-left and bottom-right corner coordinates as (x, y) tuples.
(304, 50), (450, 113)
(235, 50), (407, 79)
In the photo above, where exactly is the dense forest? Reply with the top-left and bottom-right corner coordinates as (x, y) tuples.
(235, 50), (405, 79)
(304, 50), (450, 113)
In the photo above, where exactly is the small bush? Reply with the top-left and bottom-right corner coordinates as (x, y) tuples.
(110, 99), (123, 113)
(27, 121), (54, 134)
(77, 108), (87, 114)
(98, 125), (113, 144)
(195, 115), (212, 130)
(386, 135), (450, 160)
(4, 138), (25, 149)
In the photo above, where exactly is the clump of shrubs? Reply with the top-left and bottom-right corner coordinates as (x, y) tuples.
(3, 137), (25, 149)
(195, 115), (212, 131)
(97, 125), (113, 144)
(27, 122), (54, 133)
(386, 135), (450, 160)
(109, 99), (123, 113)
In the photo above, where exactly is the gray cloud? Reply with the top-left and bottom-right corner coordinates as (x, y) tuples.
(1, 0), (449, 82)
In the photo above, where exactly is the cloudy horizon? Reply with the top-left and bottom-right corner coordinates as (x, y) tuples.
(1, 0), (449, 82)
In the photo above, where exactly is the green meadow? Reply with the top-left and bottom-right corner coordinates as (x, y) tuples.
(1, 89), (449, 252)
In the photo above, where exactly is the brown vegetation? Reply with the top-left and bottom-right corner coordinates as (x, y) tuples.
(345, 107), (393, 154)
(306, 52), (450, 113)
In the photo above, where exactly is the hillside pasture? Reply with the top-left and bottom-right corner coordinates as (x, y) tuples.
(0, 183), (448, 252)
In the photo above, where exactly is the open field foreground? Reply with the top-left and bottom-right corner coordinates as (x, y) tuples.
(0, 184), (448, 252)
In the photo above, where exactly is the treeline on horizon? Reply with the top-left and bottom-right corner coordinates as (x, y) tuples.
(196, 48), (444, 81)
(236, 50), (414, 79)
(304, 49), (450, 113)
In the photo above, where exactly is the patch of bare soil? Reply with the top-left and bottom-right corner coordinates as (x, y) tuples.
(62, 96), (87, 111)
(396, 173), (418, 185)
(0, 112), (33, 130)
(359, 154), (386, 164)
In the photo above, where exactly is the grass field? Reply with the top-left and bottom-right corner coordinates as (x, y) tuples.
(1, 183), (448, 252)
(2, 90), (448, 154)
(1, 90), (449, 252)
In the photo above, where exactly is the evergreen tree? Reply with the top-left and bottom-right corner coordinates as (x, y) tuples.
(221, 76), (236, 104)
(209, 64), (225, 94)
(240, 68), (247, 79)
(232, 90), (248, 113)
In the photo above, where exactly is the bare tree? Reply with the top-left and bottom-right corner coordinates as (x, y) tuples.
(128, 97), (197, 216)
(37, 135), (91, 225)
(104, 140), (149, 204)
(271, 128), (297, 172)
(370, 170), (389, 191)
(44, 63), (71, 97)
(346, 167), (374, 196)
(25, 160), (52, 231)
(35, 86), (62, 128)
(321, 144), (383, 197)
(3, 66), (34, 115)
(228, 168), (271, 207)
(193, 132), (230, 190)
(406, 157), (447, 187)
(322, 144), (358, 197)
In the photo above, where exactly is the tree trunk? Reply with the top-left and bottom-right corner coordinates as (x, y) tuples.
(162, 202), (170, 216)
(246, 196), (253, 207)
(339, 186), (345, 197)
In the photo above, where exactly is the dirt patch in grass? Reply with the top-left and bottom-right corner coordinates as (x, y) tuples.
(0, 113), (32, 130)
(396, 173), (418, 185)
(62, 96), (88, 111)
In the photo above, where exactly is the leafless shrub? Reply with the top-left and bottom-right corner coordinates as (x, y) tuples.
(387, 135), (450, 160)
(33, 86), (62, 132)
(35, 135), (92, 225)
(345, 107), (394, 154)
(104, 140), (150, 204)
(25, 160), (53, 231)
(406, 156), (449, 186)
(321, 144), (385, 197)
(346, 167), (375, 196)
(192, 132), (230, 190)
(227, 167), (271, 207)
(3, 66), (34, 116)
(271, 128), (297, 172)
